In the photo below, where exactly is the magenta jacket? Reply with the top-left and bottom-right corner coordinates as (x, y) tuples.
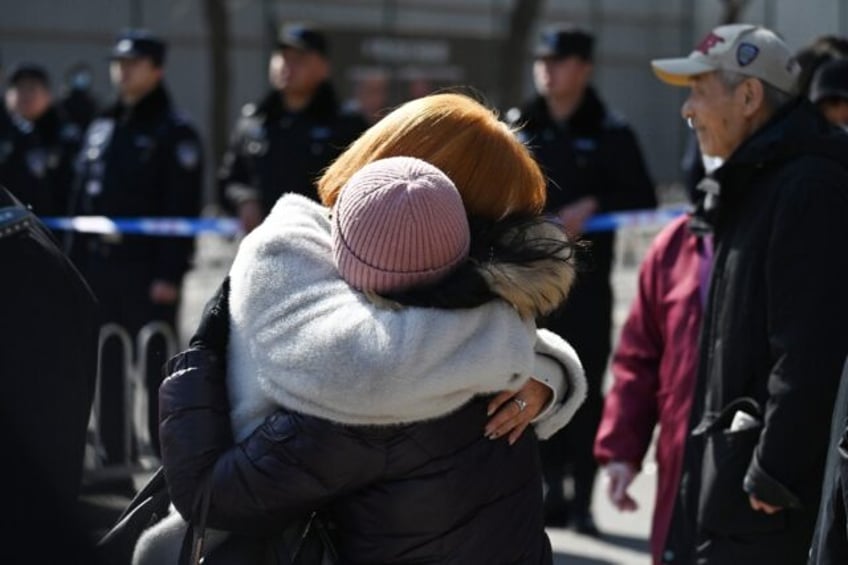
(594, 214), (709, 564)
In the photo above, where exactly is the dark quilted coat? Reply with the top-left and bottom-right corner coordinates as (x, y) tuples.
(159, 347), (553, 565)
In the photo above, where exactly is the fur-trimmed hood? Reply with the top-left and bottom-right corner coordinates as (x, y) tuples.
(226, 194), (585, 440)
(380, 214), (576, 320)
(476, 218), (575, 319)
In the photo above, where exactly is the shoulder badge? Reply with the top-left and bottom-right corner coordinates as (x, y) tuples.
(86, 119), (115, 149)
(176, 140), (200, 170)
(0, 206), (32, 239)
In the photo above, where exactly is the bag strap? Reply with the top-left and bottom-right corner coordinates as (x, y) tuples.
(312, 515), (339, 561)
(114, 466), (167, 524)
(178, 471), (214, 565)
(287, 512), (338, 563)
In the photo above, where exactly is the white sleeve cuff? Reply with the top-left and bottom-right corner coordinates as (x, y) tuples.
(530, 354), (566, 423)
(531, 329), (588, 440)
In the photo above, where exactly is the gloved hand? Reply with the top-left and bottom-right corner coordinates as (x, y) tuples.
(189, 276), (230, 355)
(162, 277), (230, 387)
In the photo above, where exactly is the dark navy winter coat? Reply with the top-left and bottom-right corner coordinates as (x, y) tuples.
(159, 347), (553, 564)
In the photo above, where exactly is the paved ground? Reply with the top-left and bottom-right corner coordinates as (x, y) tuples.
(81, 215), (671, 563)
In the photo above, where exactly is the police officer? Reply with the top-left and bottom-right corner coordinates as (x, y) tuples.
(509, 23), (657, 535)
(219, 22), (367, 232)
(69, 29), (202, 469)
(0, 64), (81, 218)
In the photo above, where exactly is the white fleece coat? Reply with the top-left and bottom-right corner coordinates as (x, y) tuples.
(227, 194), (586, 441)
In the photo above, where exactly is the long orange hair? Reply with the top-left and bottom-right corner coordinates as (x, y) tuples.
(318, 93), (546, 220)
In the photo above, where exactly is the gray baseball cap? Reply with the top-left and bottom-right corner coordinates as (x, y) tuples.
(652, 24), (800, 94)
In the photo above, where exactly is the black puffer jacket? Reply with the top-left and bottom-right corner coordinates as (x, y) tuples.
(160, 347), (551, 564)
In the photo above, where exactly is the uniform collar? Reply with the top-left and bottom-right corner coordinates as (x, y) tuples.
(107, 83), (172, 124)
(521, 86), (607, 135)
(257, 81), (340, 121)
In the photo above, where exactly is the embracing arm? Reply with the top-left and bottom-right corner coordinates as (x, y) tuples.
(159, 346), (377, 534)
(530, 329), (587, 439)
(229, 195), (540, 425)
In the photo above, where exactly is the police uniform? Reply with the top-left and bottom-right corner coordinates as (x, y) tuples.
(0, 65), (81, 218)
(511, 25), (657, 531)
(68, 33), (203, 465)
(218, 24), (367, 214)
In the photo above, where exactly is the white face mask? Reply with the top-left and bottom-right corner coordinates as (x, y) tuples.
(701, 154), (724, 174)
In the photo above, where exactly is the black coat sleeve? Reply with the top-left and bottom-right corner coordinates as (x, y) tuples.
(152, 123), (203, 284)
(159, 348), (380, 534)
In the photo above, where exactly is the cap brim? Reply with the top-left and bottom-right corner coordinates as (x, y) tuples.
(811, 88), (848, 103)
(276, 40), (324, 55)
(533, 46), (558, 59)
(276, 40), (306, 50)
(651, 57), (717, 86)
(108, 51), (143, 60)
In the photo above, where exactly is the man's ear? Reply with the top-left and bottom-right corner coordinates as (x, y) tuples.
(741, 78), (765, 117)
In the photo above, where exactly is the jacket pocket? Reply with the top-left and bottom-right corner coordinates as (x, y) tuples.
(694, 399), (786, 536)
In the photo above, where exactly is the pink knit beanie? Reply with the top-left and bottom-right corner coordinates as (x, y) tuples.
(332, 156), (471, 294)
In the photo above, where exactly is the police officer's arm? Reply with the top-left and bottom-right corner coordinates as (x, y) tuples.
(217, 127), (256, 211)
(596, 126), (657, 212)
(217, 114), (264, 232)
(153, 124), (203, 288)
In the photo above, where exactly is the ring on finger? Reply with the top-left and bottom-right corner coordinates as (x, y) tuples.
(513, 397), (528, 413)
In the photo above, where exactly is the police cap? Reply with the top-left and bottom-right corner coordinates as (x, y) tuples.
(534, 24), (595, 61)
(276, 23), (329, 57)
(8, 63), (50, 87)
(110, 29), (167, 67)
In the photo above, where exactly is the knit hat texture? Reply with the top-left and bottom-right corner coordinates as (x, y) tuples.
(332, 156), (470, 293)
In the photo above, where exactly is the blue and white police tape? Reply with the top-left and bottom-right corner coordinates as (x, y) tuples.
(41, 206), (690, 237)
(42, 216), (243, 237)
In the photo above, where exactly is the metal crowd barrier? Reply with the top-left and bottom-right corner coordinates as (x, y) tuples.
(84, 321), (179, 482)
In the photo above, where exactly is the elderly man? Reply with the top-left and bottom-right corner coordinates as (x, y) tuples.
(652, 24), (848, 564)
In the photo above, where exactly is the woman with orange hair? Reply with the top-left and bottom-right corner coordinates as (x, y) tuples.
(318, 92), (547, 219)
(146, 93), (586, 564)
